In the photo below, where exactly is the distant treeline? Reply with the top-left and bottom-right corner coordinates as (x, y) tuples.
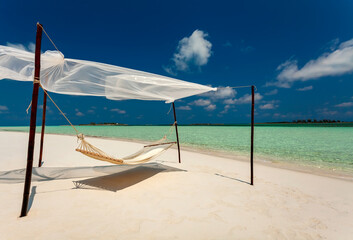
(291, 119), (344, 123)
(185, 121), (353, 127)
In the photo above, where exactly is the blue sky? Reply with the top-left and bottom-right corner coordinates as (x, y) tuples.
(1, 0), (353, 125)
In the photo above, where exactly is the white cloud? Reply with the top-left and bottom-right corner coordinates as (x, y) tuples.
(259, 103), (277, 110)
(270, 38), (353, 88)
(223, 93), (263, 105)
(190, 99), (216, 111)
(6, 42), (35, 52)
(0, 105), (8, 114)
(219, 104), (233, 114)
(177, 105), (191, 110)
(164, 30), (212, 74)
(205, 104), (216, 111)
(335, 102), (353, 107)
(190, 99), (211, 106)
(329, 38), (340, 50)
(223, 98), (237, 104)
(0, 105), (8, 111)
(240, 45), (255, 53)
(201, 86), (236, 100)
(273, 112), (306, 120)
(87, 109), (95, 114)
(38, 105), (51, 111)
(296, 85), (313, 91)
(265, 89), (278, 96)
(236, 93), (263, 104)
(110, 108), (126, 114)
(6, 42), (26, 51)
(316, 108), (338, 116)
(74, 108), (84, 116)
(28, 42), (35, 52)
(339, 39), (353, 49)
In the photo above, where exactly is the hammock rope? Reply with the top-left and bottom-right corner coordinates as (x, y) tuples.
(40, 85), (80, 135)
(38, 24), (64, 59)
(228, 85), (257, 91)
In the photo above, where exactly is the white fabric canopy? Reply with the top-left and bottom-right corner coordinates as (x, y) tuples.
(0, 45), (216, 103)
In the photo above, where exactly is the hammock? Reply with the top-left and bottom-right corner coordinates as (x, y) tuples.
(75, 131), (176, 165)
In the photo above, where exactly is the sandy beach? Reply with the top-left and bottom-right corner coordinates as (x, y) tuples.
(0, 131), (352, 239)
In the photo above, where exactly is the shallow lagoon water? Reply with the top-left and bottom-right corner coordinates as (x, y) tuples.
(1, 125), (352, 173)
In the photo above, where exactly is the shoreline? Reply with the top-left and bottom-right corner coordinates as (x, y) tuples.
(2, 129), (352, 182)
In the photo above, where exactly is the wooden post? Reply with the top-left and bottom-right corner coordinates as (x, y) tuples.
(20, 23), (43, 217)
(172, 102), (181, 163)
(38, 93), (47, 167)
(250, 85), (255, 185)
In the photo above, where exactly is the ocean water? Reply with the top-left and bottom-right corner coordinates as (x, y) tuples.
(1, 125), (352, 173)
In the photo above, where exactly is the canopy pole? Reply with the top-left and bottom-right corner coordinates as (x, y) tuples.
(20, 23), (42, 217)
(250, 85), (255, 185)
(172, 102), (181, 163)
(38, 93), (47, 167)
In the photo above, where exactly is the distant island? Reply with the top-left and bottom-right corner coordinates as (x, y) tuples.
(258, 119), (352, 125)
(187, 120), (353, 127)
(290, 119), (344, 123)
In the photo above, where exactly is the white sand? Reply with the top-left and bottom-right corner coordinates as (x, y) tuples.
(0, 131), (352, 240)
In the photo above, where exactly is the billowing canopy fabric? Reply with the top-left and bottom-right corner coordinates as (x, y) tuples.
(0, 45), (216, 103)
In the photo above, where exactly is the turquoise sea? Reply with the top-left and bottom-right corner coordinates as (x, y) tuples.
(1, 125), (352, 174)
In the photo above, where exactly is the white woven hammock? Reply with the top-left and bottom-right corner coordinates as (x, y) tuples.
(76, 135), (175, 165)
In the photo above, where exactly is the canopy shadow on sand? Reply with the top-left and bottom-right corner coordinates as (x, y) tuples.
(0, 162), (184, 187)
(73, 164), (183, 192)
